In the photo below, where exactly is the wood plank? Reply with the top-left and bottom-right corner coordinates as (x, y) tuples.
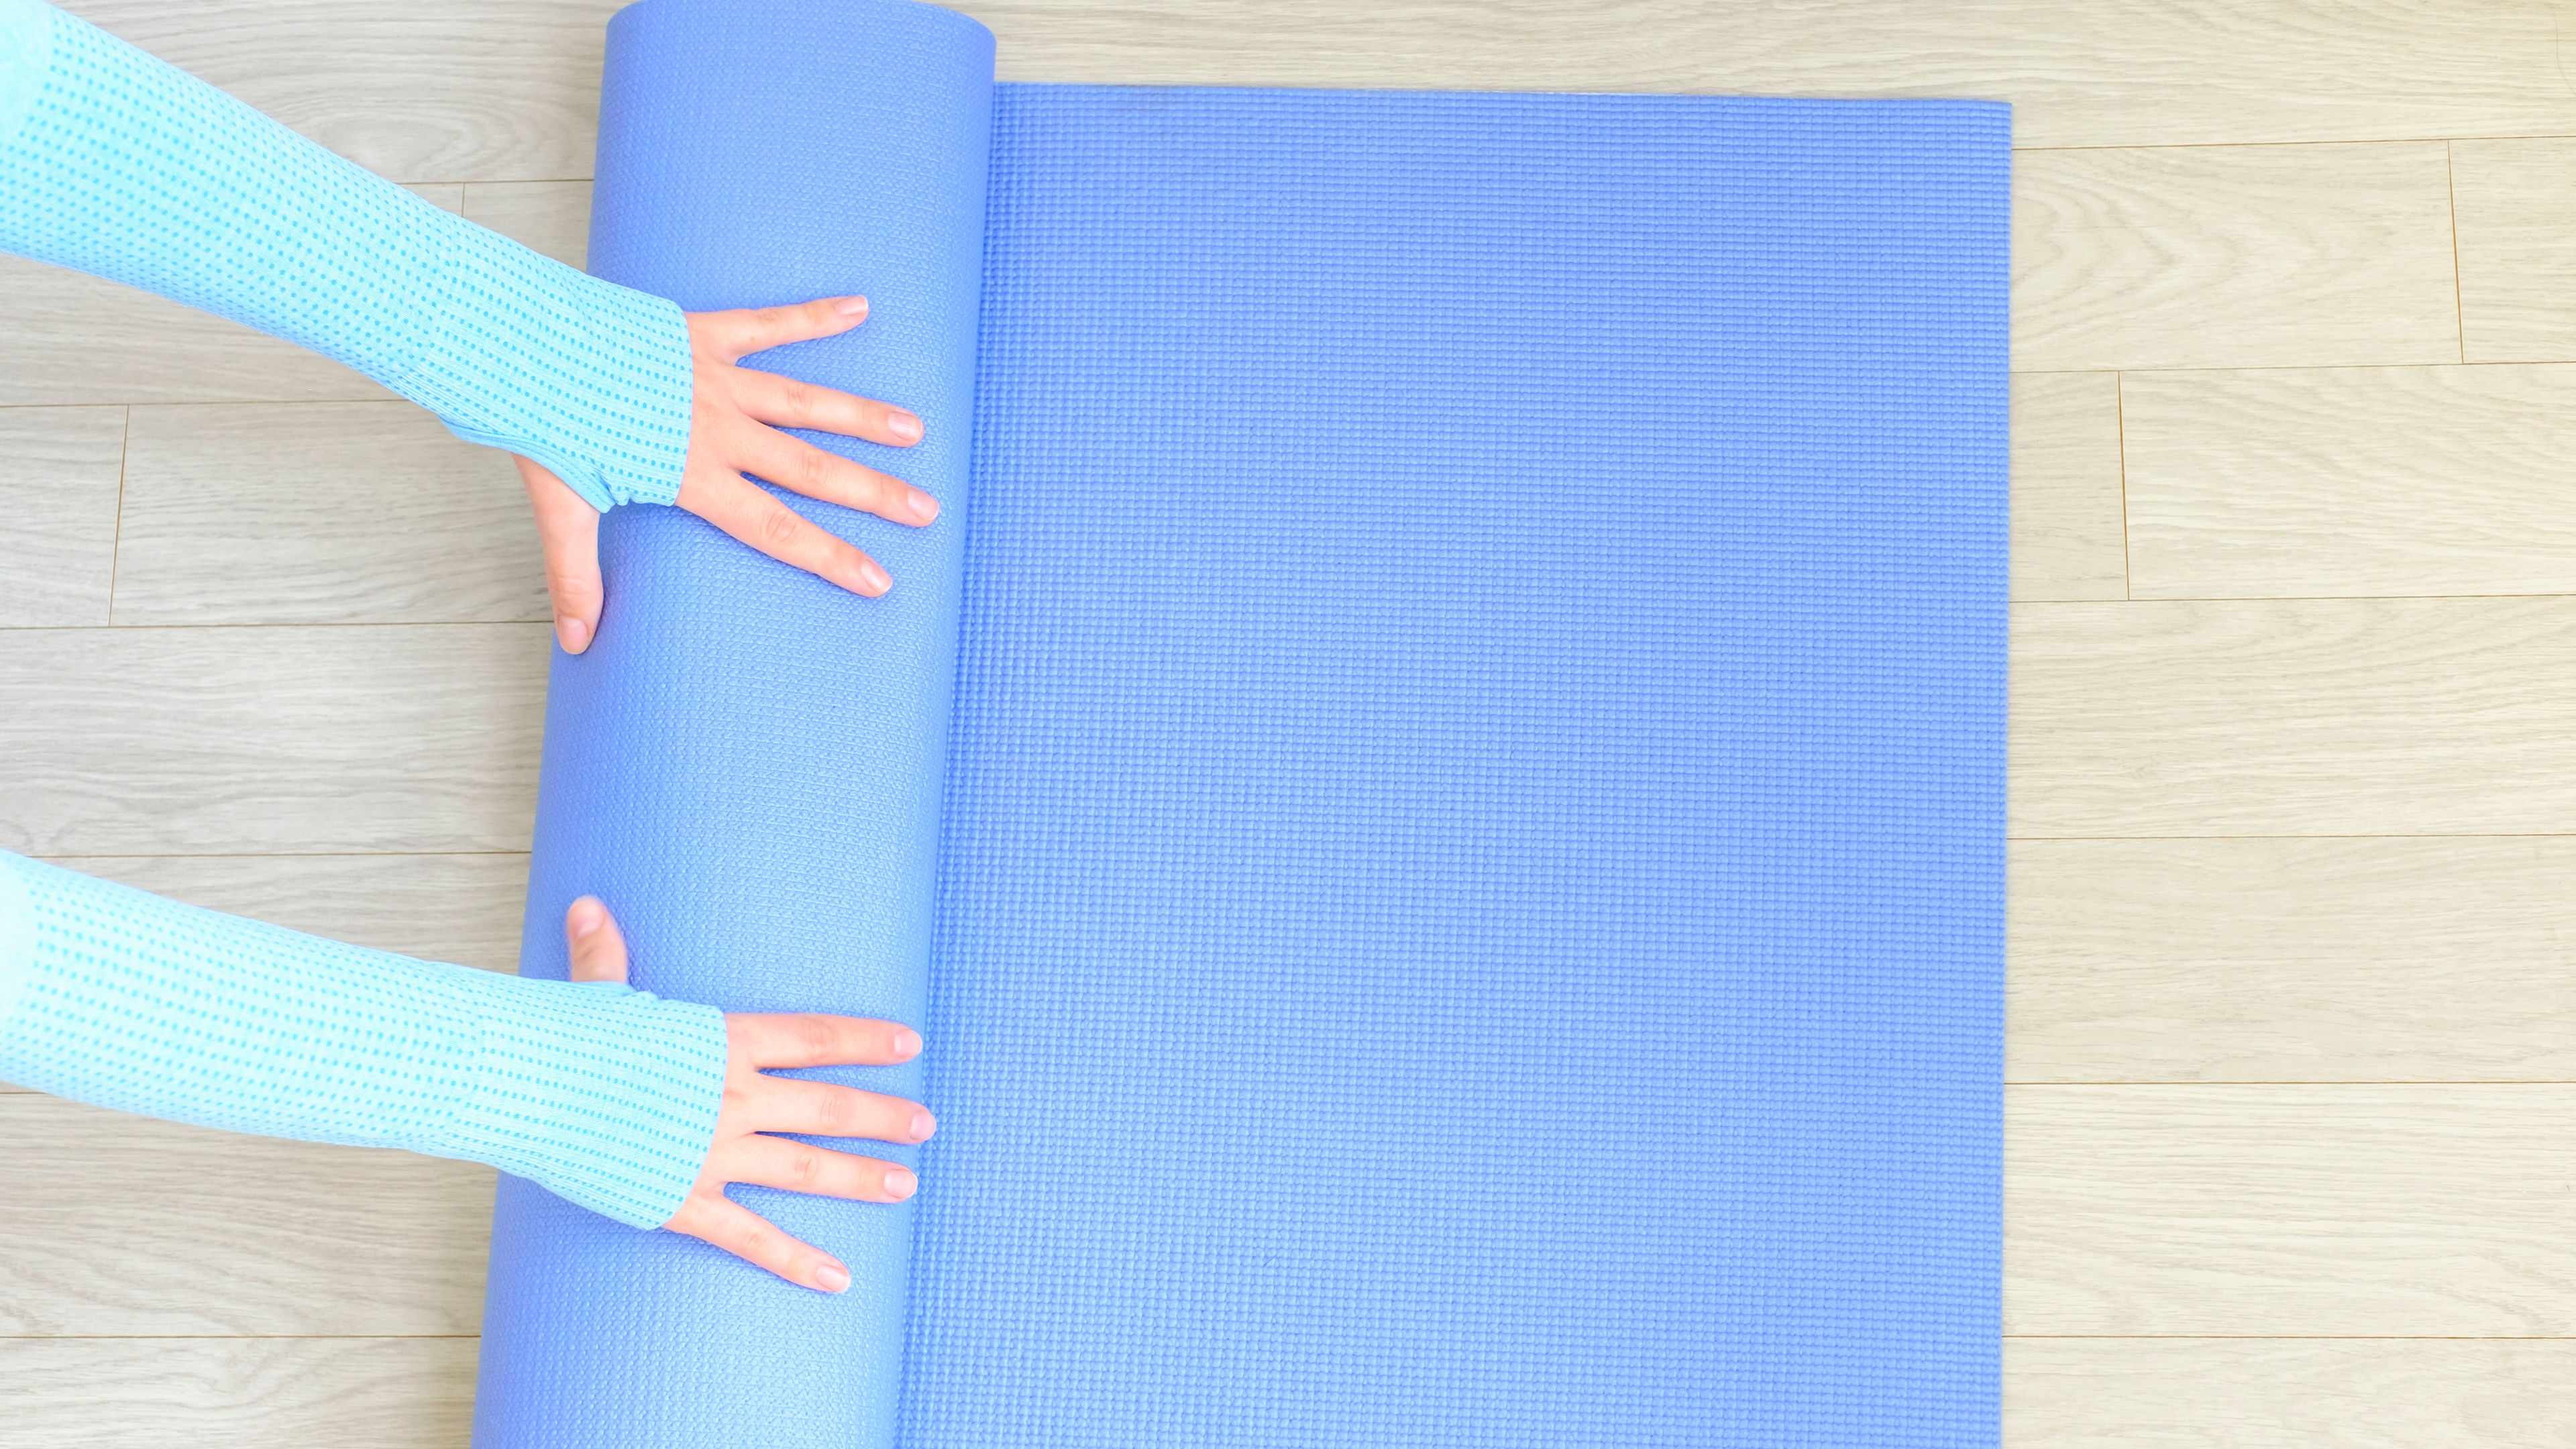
(0, 623), (549, 856)
(51, 0), (2576, 174)
(2006, 1338), (2576, 1448)
(969, 0), (2576, 150)
(2122, 364), (2576, 600)
(0, 1095), (490, 1336)
(0, 1338), (474, 1449)
(463, 180), (591, 270)
(2453, 138), (2576, 365)
(42, 854), (529, 973)
(2012, 837), (2576, 1083)
(0, 186), (458, 409)
(2010, 1084), (2576, 1336)
(2012, 372), (2125, 602)
(2013, 597), (2576, 839)
(62, 0), (614, 182)
(0, 406), (126, 629)
(110, 403), (547, 626)
(2014, 144), (2458, 373)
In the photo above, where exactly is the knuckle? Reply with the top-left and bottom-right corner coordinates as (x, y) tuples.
(753, 305), (786, 334)
(794, 446), (837, 493)
(778, 376), (818, 419)
(796, 1016), (839, 1061)
(788, 1146), (828, 1189)
(812, 1088), (857, 1133)
(756, 504), (806, 553)
(733, 1221), (776, 1260)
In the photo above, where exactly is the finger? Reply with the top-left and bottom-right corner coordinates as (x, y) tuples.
(693, 295), (869, 365)
(665, 1193), (851, 1293)
(676, 466), (890, 597)
(744, 1075), (936, 1144)
(515, 456), (605, 653)
(734, 420), (937, 528)
(720, 1135), (919, 1203)
(730, 368), (928, 453)
(730, 1012), (924, 1069)
(564, 896), (629, 985)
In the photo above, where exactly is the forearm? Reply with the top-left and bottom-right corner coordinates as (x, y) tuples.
(0, 0), (691, 510)
(0, 851), (727, 1230)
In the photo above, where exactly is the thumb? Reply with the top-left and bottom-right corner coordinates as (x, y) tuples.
(564, 896), (631, 985)
(515, 455), (606, 654)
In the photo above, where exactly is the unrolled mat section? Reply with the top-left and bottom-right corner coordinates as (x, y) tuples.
(477, 1), (2010, 1445)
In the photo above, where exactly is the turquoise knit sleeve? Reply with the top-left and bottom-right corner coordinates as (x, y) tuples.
(0, 0), (693, 511)
(0, 852), (730, 1231)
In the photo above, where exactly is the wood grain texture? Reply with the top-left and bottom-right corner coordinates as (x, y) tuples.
(0, 1095), (491, 1336)
(0, 1339), (474, 1449)
(43, 853), (529, 973)
(2012, 372), (2126, 602)
(2014, 598), (2576, 838)
(463, 180), (590, 270)
(111, 403), (547, 626)
(2122, 364), (2576, 600)
(2012, 837), (2576, 1083)
(880, 0), (2576, 152)
(2014, 144), (2458, 373)
(2007, 1338), (2576, 1448)
(2453, 138), (2576, 366)
(0, 406), (126, 628)
(59, 0), (615, 182)
(0, 186), (458, 409)
(0, 623), (549, 856)
(36, 0), (2576, 182)
(2010, 1084), (2576, 1336)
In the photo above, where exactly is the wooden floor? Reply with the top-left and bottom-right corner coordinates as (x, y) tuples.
(10, 0), (2576, 1442)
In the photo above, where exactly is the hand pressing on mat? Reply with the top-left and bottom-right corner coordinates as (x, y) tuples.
(564, 896), (936, 1293)
(519, 295), (941, 656)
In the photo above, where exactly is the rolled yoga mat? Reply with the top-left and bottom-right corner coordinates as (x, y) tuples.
(476, 1), (2007, 1444)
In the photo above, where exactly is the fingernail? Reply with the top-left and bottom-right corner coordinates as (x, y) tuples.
(910, 1110), (936, 1141)
(892, 1028), (923, 1060)
(907, 489), (938, 523)
(887, 411), (922, 443)
(835, 295), (869, 318)
(816, 1260), (851, 1293)
(885, 1167), (918, 1200)
(568, 900), (602, 939)
(557, 614), (590, 653)
(860, 561), (892, 595)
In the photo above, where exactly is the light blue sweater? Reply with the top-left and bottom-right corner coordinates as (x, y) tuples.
(0, 0), (731, 1231)
(0, 855), (730, 1230)
(0, 0), (693, 510)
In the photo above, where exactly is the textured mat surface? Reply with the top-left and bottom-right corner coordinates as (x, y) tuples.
(476, 1), (2007, 1445)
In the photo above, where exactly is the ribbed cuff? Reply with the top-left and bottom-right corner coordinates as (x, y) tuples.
(439, 969), (730, 1230)
(420, 217), (696, 513)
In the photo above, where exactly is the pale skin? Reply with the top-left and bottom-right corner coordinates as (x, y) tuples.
(517, 294), (941, 654)
(562, 895), (936, 1294)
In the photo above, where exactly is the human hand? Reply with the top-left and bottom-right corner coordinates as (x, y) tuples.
(519, 295), (941, 654)
(562, 895), (934, 1293)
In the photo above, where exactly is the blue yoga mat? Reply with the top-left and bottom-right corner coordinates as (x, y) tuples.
(475, 1), (2007, 1444)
